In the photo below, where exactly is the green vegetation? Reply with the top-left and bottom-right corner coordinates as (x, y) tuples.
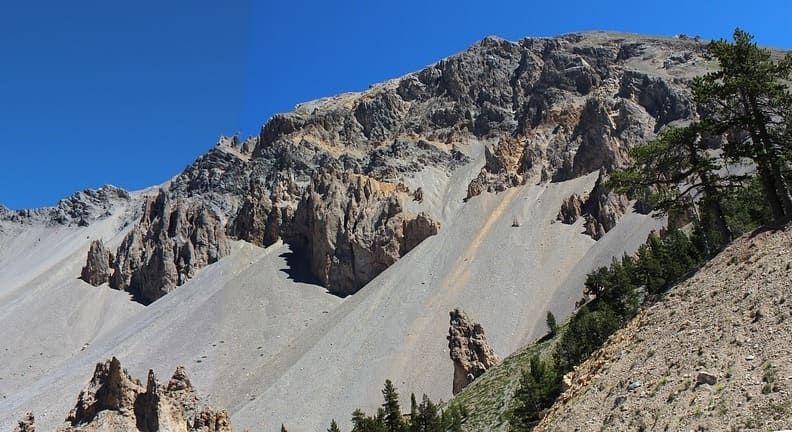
(545, 312), (558, 337)
(346, 380), (469, 432)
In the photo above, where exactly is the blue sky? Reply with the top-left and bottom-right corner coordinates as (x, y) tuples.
(1, 0), (790, 209)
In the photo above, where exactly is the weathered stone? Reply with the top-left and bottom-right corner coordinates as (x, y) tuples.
(14, 412), (35, 432)
(558, 194), (586, 224)
(108, 190), (230, 304)
(80, 240), (112, 286)
(447, 308), (500, 394)
(558, 171), (629, 240)
(696, 371), (717, 386)
(61, 358), (229, 432)
(288, 171), (440, 296)
(229, 183), (281, 248)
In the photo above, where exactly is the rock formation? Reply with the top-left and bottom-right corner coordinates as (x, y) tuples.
(288, 171), (439, 296)
(14, 412), (35, 432)
(557, 170), (630, 239)
(228, 183), (282, 248)
(60, 357), (230, 432)
(2, 185), (130, 226)
(80, 240), (113, 286)
(107, 191), (230, 304)
(447, 308), (500, 395)
(76, 32), (707, 301)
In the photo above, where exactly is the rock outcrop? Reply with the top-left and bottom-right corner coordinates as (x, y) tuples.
(288, 171), (439, 296)
(228, 183), (283, 248)
(447, 308), (501, 395)
(557, 171), (630, 239)
(106, 191), (230, 304)
(61, 357), (230, 432)
(2, 185), (130, 226)
(14, 412), (35, 432)
(80, 240), (113, 286)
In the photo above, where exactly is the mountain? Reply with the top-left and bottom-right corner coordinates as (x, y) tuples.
(1, 31), (713, 430)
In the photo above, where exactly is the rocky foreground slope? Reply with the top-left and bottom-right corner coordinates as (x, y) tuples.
(1, 32), (715, 430)
(532, 223), (792, 431)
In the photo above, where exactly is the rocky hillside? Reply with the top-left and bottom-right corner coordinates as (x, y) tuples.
(530, 223), (792, 431)
(72, 31), (709, 302)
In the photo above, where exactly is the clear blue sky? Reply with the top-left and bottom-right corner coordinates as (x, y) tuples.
(1, 0), (790, 209)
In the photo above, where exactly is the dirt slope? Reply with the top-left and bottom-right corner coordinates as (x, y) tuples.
(536, 224), (792, 432)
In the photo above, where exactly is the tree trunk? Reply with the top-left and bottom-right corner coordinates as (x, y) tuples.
(748, 94), (792, 218)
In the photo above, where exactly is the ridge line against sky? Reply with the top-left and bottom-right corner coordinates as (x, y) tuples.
(1, 0), (791, 210)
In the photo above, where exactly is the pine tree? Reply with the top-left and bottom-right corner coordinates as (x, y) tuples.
(328, 419), (342, 432)
(281, 424), (288, 432)
(440, 403), (467, 432)
(408, 393), (419, 432)
(608, 124), (735, 247)
(692, 28), (792, 220)
(546, 311), (558, 336)
(381, 380), (405, 432)
(509, 355), (561, 431)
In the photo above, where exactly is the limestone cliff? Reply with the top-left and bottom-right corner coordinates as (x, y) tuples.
(288, 171), (439, 296)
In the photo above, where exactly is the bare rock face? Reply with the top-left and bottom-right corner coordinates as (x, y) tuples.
(80, 240), (113, 286)
(14, 412), (35, 432)
(288, 171), (440, 296)
(228, 183), (282, 248)
(581, 172), (630, 239)
(557, 171), (630, 240)
(108, 190), (231, 304)
(558, 194), (586, 225)
(3, 185), (130, 226)
(466, 136), (526, 199)
(61, 357), (231, 432)
(447, 308), (500, 395)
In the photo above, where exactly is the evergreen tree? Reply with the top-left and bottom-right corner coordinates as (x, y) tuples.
(692, 28), (792, 220)
(509, 355), (562, 431)
(328, 419), (342, 432)
(408, 394), (442, 432)
(440, 403), (468, 432)
(546, 311), (558, 336)
(408, 394), (419, 432)
(554, 304), (621, 372)
(381, 380), (405, 432)
(608, 124), (735, 247)
(281, 424), (288, 432)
